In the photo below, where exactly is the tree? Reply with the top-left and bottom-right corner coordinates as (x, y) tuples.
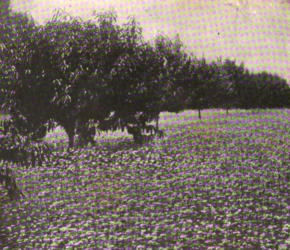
(271, 75), (290, 108)
(1, 8), (170, 148)
(248, 71), (290, 109)
(1, 9), (117, 149)
(0, 8), (54, 201)
(154, 33), (190, 114)
(220, 58), (249, 110)
(79, 14), (171, 143)
(0, 10), (52, 135)
(210, 57), (238, 115)
(185, 56), (215, 120)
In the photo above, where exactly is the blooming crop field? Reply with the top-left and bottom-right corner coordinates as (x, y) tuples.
(1, 109), (290, 249)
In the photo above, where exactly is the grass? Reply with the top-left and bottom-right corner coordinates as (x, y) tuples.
(0, 109), (290, 249)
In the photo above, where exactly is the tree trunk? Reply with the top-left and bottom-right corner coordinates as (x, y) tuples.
(128, 125), (143, 144)
(198, 109), (201, 120)
(67, 130), (74, 149)
(57, 116), (76, 150)
(75, 118), (96, 148)
(226, 108), (229, 117)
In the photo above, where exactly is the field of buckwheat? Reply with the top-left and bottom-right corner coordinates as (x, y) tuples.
(0, 109), (290, 249)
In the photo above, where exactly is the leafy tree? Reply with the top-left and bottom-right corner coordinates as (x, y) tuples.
(0, 10), (53, 137)
(203, 59), (225, 109)
(271, 75), (290, 108)
(185, 57), (214, 120)
(1, 8), (170, 148)
(250, 72), (269, 109)
(221, 58), (249, 110)
(48, 10), (168, 145)
(249, 71), (290, 109)
(71, 13), (171, 143)
(0, 8), (53, 202)
(154, 33), (189, 114)
(1, 9), (116, 149)
(211, 57), (238, 115)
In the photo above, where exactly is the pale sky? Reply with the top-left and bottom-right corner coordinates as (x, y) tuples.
(11, 0), (290, 83)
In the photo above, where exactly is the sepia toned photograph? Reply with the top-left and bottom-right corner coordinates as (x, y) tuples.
(1, 0), (290, 249)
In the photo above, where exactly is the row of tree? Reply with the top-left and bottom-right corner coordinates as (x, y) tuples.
(1, 9), (174, 148)
(187, 58), (290, 115)
(1, 7), (289, 147)
(1, 4), (290, 199)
